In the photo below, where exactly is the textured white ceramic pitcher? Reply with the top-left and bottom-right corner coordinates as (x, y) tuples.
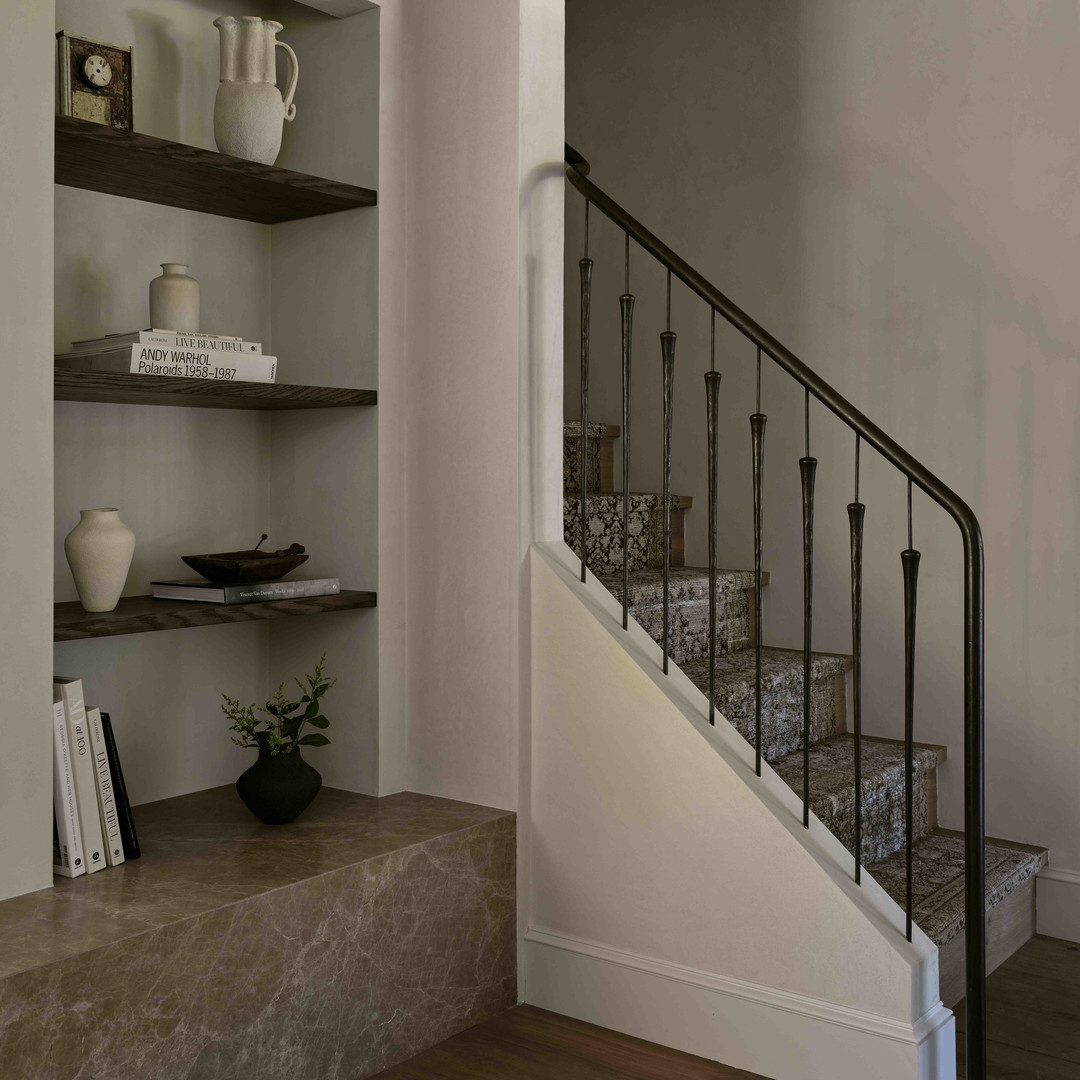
(213, 16), (298, 166)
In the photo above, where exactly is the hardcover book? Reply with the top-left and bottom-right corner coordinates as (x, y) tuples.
(53, 678), (106, 874)
(86, 706), (125, 867)
(55, 345), (277, 383)
(52, 700), (85, 878)
(150, 577), (341, 605)
(100, 711), (140, 860)
(71, 329), (263, 355)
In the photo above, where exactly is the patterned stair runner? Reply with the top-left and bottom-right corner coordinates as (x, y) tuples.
(562, 421), (1046, 949)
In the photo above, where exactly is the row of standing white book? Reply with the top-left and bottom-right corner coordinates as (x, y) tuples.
(55, 329), (277, 384)
(53, 677), (140, 878)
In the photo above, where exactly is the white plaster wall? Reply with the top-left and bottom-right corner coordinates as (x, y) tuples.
(371, 0), (564, 809)
(0, 0), (56, 902)
(528, 543), (952, 1078)
(565, 0), (1080, 931)
(400, 0), (522, 810)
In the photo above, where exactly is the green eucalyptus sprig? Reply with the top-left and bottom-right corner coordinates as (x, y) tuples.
(222, 653), (337, 756)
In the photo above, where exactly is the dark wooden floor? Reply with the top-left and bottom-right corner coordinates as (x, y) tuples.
(957, 935), (1080, 1079)
(369, 935), (1080, 1080)
(368, 1005), (765, 1079)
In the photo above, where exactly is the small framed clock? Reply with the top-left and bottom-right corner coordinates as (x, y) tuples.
(56, 31), (133, 131)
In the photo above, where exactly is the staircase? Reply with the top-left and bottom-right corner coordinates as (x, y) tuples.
(563, 421), (1046, 1009)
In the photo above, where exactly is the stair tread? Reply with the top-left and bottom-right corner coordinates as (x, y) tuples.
(681, 647), (849, 761)
(598, 566), (764, 607)
(563, 421), (620, 439)
(681, 646), (849, 697)
(771, 734), (943, 802)
(564, 491), (694, 509)
(867, 830), (1048, 947)
(770, 734), (942, 863)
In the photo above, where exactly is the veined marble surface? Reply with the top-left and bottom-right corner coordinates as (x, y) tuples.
(0, 789), (515, 1079)
(0, 787), (511, 980)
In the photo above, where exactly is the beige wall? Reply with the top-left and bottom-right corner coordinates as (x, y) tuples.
(527, 543), (952, 1078)
(566, 0), (1080, 922)
(0, 1), (56, 901)
(374, 0), (564, 811)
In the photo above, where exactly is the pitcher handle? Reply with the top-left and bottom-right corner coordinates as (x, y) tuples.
(277, 40), (299, 121)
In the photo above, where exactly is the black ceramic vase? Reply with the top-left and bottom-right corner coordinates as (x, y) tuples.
(236, 748), (322, 824)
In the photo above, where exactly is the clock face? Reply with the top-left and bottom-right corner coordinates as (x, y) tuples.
(83, 55), (112, 87)
(58, 33), (132, 130)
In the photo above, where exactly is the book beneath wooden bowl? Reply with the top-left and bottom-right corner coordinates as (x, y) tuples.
(152, 577), (339, 605)
(181, 537), (307, 582)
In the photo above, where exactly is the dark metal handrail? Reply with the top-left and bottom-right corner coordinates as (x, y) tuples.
(566, 144), (985, 1078)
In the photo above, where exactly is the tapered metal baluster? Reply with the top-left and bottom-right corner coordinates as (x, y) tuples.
(660, 322), (676, 674)
(750, 347), (766, 776)
(705, 365), (721, 725)
(848, 435), (865, 882)
(903, 482), (921, 941)
(620, 234), (635, 630)
(800, 390), (817, 827)
(578, 202), (592, 584)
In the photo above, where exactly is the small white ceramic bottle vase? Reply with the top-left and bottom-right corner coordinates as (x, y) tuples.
(149, 263), (200, 332)
(213, 16), (299, 166)
(64, 509), (136, 613)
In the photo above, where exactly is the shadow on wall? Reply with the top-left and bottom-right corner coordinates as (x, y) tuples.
(563, 0), (1080, 867)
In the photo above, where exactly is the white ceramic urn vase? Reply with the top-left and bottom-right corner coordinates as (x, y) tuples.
(213, 16), (299, 166)
(149, 263), (200, 332)
(64, 509), (136, 613)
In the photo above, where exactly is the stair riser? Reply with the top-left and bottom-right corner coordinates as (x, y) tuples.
(799, 758), (937, 866)
(564, 496), (685, 574)
(716, 669), (843, 762)
(564, 434), (614, 494)
(630, 592), (752, 663)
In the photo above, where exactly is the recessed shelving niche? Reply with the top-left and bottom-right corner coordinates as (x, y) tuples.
(50, 0), (382, 819)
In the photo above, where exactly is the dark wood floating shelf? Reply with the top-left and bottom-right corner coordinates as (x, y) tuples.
(55, 590), (377, 642)
(55, 116), (377, 223)
(55, 370), (377, 411)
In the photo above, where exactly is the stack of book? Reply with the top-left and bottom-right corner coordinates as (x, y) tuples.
(151, 577), (341, 605)
(55, 329), (276, 383)
(53, 677), (140, 879)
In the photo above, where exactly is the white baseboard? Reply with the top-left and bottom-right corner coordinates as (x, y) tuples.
(1037, 867), (1080, 943)
(523, 927), (956, 1080)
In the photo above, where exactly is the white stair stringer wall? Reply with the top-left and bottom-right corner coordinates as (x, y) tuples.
(526, 541), (955, 1080)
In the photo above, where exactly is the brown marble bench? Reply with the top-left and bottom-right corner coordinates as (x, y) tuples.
(0, 787), (516, 1079)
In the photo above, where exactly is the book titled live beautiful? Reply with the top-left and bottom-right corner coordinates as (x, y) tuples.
(71, 330), (263, 355)
(151, 578), (341, 605)
(100, 711), (140, 861)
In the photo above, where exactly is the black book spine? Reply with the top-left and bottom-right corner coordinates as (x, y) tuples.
(100, 711), (141, 860)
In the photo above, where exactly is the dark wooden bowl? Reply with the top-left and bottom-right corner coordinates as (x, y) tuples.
(182, 550), (309, 583)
